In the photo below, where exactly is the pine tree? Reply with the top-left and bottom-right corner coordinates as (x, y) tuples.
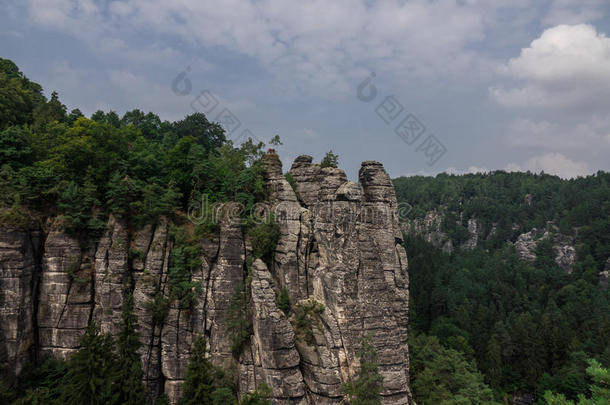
(320, 150), (339, 168)
(61, 321), (119, 405)
(179, 335), (216, 405)
(116, 293), (146, 405)
(543, 359), (610, 404)
(342, 334), (384, 405)
(486, 334), (502, 388)
(239, 383), (272, 405)
(226, 282), (252, 356)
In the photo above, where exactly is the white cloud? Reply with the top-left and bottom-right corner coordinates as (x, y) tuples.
(505, 116), (610, 151)
(493, 24), (610, 176)
(505, 152), (591, 179)
(445, 166), (489, 175)
(491, 24), (610, 109)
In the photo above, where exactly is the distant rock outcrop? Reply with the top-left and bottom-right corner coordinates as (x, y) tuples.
(514, 225), (576, 273)
(402, 210), (454, 253)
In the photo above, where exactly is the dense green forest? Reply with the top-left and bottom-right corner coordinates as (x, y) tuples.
(0, 57), (271, 237)
(394, 174), (610, 403)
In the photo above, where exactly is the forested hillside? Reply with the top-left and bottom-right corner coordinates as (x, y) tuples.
(394, 173), (610, 403)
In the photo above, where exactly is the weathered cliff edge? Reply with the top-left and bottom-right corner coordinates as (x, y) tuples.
(0, 153), (411, 404)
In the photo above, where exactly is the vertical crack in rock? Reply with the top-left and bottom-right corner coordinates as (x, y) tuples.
(206, 207), (245, 370)
(93, 214), (129, 335)
(161, 242), (208, 402)
(0, 228), (41, 379)
(37, 220), (90, 359)
(132, 218), (166, 397)
(247, 258), (306, 404)
(262, 152), (307, 301)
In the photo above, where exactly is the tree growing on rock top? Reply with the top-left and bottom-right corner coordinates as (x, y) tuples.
(320, 150), (339, 168)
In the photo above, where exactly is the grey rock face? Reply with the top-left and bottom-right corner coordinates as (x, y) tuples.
(246, 259), (306, 403)
(0, 153), (412, 404)
(462, 218), (481, 250)
(132, 219), (167, 397)
(403, 210), (577, 273)
(402, 210), (454, 253)
(38, 220), (91, 359)
(93, 215), (129, 335)
(514, 226), (576, 272)
(289, 155), (323, 207)
(206, 212), (245, 370)
(277, 155), (412, 404)
(0, 229), (40, 378)
(403, 211), (489, 253)
(514, 228), (542, 263)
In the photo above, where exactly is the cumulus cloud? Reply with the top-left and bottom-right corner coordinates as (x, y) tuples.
(491, 24), (610, 109)
(505, 152), (591, 179)
(492, 24), (610, 173)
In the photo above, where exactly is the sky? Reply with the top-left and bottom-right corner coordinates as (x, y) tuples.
(1, 0), (610, 180)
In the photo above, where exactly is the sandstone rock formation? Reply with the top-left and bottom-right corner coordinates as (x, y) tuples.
(514, 225), (576, 273)
(0, 229), (40, 379)
(0, 153), (412, 404)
